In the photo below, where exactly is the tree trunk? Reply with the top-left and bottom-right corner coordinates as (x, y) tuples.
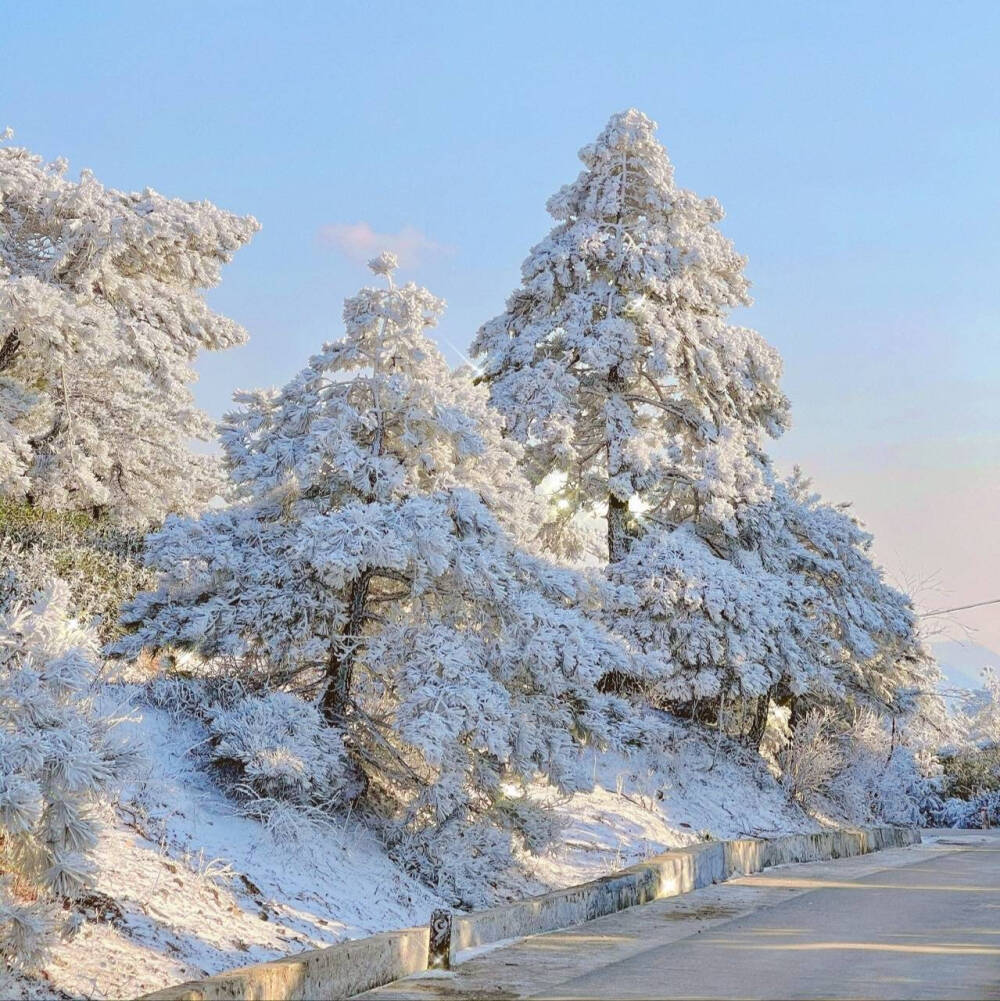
(787, 692), (806, 731)
(607, 492), (630, 564)
(321, 355), (387, 724)
(0, 330), (20, 371)
(744, 689), (772, 751)
(606, 364), (631, 563)
(772, 681), (804, 732)
(320, 568), (372, 723)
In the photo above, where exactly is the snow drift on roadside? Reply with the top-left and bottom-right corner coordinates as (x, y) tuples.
(525, 719), (816, 890)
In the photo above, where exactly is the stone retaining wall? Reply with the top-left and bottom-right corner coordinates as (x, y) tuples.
(142, 824), (919, 1000)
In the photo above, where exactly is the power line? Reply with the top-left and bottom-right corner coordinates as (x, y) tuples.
(922, 597), (1000, 617)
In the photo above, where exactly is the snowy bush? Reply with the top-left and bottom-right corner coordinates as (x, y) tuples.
(777, 710), (841, 807)
(779, 707), (928, 825)
(602, 475), (928, 744)
(389, 794), (564, 908)
(0, 499), (151, 643)
(940, 745), (1000, 800)
(828, 710), (925, 826)
(145, 672), (253, 719)
(207, 692), (356, 808)
(929, 790), (1000, 829)
(924, 669), (1000, 825)
(0, 581), (136, 970)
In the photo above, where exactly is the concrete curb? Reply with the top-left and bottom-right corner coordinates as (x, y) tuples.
(141, 824), (919, 1000)
(140, 926), (430, 1001)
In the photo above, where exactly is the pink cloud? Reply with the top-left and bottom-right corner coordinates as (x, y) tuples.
(317, 221), (447, 268)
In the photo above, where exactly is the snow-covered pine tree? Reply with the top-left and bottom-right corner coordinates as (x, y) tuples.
(751, 472), (931, 723)
(0, 581), (136, 970)
(476, 111), (927, 737)
(0, 131), (258, 526)
(473, 109), (788, 562)
(116, 255), (629, 901)
(603, 471), (931, 745)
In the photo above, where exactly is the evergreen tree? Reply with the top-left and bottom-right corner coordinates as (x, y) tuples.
(475, 111), (926, 734)
(473, 109), (788, 562)
(0, 131), (257, 526)
(117, 256), (628, 899)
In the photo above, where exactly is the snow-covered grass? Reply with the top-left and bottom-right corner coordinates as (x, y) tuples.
(9, 698), (817, 1001)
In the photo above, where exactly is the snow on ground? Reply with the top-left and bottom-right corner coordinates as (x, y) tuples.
(13, 702), (814, 1000)
(524, 720), (815, 890)
(15, 698), (444, 1001)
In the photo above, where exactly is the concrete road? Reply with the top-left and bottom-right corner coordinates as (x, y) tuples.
(365, 830), (1000, 1000)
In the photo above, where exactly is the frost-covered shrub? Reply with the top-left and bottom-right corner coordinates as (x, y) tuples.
(0, 582), (136, 970)
(940, 745), (1000, 800)
(828, 711), (924, 826)
(779, 707), (928, 825)
(929, 789), (1000, 828)
(778, 710), (841, 807)
(0, 887), (50, 975)
(207, 692), (355, 808)
(924, 671), (1000, 824)
(145, 673), (248, 720)
(389, 796), (564, 909)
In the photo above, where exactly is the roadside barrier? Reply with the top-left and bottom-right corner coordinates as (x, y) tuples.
(142, 824), (920, 1000)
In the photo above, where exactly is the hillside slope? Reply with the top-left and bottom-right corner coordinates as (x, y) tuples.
(10, 697), (815, 1000)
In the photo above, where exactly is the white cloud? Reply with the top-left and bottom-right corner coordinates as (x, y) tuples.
(317, 221), (447, 268)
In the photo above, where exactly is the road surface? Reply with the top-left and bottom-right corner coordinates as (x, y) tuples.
(364, 830), (1000, 1000)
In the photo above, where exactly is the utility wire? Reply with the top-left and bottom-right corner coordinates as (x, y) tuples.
(922, 597), (1000, 617)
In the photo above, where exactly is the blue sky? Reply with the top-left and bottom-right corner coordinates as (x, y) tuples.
(5, 0), (999, 648)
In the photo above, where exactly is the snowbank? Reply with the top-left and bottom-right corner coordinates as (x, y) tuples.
(525, 722), (815, 891)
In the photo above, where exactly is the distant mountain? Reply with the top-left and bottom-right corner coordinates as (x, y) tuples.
(932, 640), (1000, 692)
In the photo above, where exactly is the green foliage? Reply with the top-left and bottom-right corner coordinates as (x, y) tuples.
(940, 745), (1000, 800)
(0, 499), (152, 643)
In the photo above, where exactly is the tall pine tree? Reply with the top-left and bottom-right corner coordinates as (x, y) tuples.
(118, 255), (629, 900)
(473, 109), (788, 562)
